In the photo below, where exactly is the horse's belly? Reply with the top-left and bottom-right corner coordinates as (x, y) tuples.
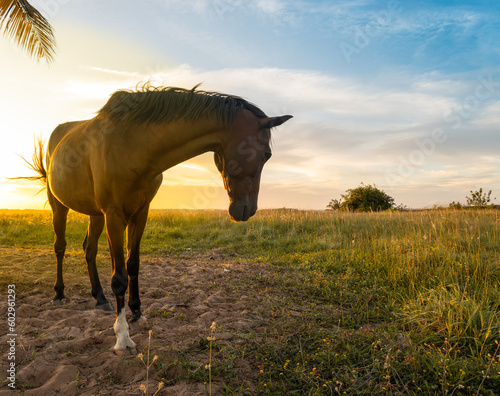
(48, 153), (102, 216)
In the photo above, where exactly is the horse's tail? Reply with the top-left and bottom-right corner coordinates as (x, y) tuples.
(31, 138), (47, 184)
(12, 137), (47, 186)
(27, 137), (47, 185)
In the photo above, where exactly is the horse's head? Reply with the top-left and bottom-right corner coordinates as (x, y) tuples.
(215, 111), (292, 221)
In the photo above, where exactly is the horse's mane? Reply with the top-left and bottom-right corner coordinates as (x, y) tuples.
(96, 83), (267, 128)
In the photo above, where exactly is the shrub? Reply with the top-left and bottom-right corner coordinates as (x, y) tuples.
(448, 201), (463, 210)
(449, 188), (497, 209)
(327, 183), (395, 212)
(466, 188), (495, 208)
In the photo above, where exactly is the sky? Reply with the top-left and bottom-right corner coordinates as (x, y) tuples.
(1, 0), (499, 210)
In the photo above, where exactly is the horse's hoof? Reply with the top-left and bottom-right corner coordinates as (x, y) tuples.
(130, 316), (149, 332)
(96, 302), (114, 312)
(53, 298), (68, 306)
(113, 346), (136, 356)
(131, 314), (147, 324)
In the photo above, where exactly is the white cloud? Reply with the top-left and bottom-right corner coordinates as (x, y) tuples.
(387, 9), (484, 35)
(157, 0), (286, 18)
(255, 0), (284, 14)
(68, 64), (500, 202)
(2, 50), (499, 209)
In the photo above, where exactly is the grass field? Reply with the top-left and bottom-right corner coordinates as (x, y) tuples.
(1, 208), (499, 394)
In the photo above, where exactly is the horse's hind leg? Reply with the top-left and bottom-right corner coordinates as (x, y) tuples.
(48, 189), (69, 305)
(84, 215), (113, 311)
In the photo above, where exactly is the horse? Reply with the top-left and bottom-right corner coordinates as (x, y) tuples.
(26, 84), (292, 354)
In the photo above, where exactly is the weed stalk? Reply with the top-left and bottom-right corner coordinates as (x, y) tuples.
(138, 330), (163, 395)
(206, 322), (217, 396)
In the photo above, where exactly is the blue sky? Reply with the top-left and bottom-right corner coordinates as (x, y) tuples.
(1, 0), (499, 209)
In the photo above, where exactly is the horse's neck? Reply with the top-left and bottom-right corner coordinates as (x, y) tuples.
(140, 120), (224, 176)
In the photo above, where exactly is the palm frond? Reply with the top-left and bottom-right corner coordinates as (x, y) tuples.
(0, 0), (56, 63)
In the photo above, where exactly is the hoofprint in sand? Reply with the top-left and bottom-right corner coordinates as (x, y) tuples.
(0, 247), (277, 395)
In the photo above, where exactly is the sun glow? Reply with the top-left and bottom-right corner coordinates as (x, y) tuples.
(0, 181), (48, 210)
(1, 1), (498, 210)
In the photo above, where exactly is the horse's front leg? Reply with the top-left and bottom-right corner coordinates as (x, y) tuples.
(106, 213), (136, 354)
(126, 206), (149, 324)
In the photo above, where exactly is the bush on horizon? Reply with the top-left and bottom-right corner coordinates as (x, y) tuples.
(327, 183), (395, 212)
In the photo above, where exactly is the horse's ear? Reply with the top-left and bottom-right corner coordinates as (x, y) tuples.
(261, 115), (293, 129)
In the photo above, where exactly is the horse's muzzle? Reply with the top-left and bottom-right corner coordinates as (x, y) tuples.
(229, 201), (256, 222)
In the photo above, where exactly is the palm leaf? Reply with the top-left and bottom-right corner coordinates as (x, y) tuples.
(0, 0), (56, 63)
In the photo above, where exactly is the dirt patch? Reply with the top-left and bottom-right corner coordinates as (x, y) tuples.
(0, 247), (282, 395)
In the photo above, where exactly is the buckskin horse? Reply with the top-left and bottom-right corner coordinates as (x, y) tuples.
(26, 84), (292, 354)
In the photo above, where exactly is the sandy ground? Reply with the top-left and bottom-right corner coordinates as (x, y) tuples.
(0, 247), (276, 395)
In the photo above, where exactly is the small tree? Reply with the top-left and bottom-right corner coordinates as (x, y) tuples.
(326, 198), (342, 211)
(327, 183), (395, 212)
(466, 188), (495, 208)
(448, 201), (463, 210)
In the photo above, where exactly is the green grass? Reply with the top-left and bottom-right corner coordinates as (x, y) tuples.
(1, 208), (500, 394)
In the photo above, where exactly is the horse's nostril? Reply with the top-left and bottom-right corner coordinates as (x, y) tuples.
(242, 205), (250, 221)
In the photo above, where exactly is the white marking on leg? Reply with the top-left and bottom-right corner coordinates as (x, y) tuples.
(113, 310), (136, 350)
